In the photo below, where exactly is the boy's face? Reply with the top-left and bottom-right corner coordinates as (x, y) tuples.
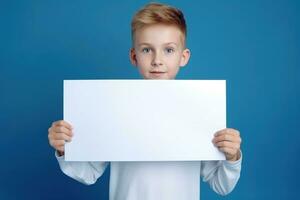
(130, 24), (190, 79)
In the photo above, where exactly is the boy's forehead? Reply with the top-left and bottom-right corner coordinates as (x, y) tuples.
(134, 24), (185, 47)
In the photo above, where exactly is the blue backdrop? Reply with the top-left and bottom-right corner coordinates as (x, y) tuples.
(1, 0), (299, 199)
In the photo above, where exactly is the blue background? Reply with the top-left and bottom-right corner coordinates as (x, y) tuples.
(1, 0), (299, 199)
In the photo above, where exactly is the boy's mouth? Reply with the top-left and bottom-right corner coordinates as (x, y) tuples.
(149, 71), (167, 77)
(150, 71), (166, 74)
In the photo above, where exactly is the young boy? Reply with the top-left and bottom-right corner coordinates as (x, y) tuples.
(48, 3), (242, 200)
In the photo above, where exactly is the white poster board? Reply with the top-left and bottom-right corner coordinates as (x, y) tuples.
(64, 80), (226, 161)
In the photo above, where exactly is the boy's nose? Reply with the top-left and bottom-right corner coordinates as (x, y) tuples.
(151, 53), (163, 67)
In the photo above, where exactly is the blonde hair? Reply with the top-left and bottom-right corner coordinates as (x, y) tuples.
(131, 2), (187, 46)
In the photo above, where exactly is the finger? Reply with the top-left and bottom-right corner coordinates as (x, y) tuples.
(52, 126), (73, 137)
(48, 131), (53, 141)
(51, 140), (66, 148)
(215, 141), (240, 149)
(52, 132), (72, 142)
(219, 147), (237, 156)
(57, 146), (65, 153)
(52, 120), (73, 131)
(213, 134), (241, 144)
(214, 128), (240, 137)
(214, 128), (239, 136)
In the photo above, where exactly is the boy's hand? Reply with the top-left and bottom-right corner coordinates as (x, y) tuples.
(48, 120), (73, 156)
(212, 128), (242, 161)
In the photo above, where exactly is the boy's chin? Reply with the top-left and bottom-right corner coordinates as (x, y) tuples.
(150, 77), (169, 80)
(143, 73), (174, 80)
(145, 77), (171, 80)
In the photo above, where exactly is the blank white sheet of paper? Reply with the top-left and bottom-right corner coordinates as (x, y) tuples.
(64, 80), (226, 161)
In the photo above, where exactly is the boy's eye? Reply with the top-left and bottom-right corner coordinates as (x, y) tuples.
(165, 48), (175, 54)
(142, 48), (151, 53)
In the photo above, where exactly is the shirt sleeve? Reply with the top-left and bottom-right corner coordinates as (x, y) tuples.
(200, 150), (242, 196)
(55, 151), (109, 185)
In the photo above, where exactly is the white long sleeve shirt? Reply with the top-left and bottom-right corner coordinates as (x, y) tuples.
(56, 152), (242, 200)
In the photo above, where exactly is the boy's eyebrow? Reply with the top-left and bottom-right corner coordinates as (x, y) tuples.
(164, 42), (179, 46)
(137, 42), (179, 47)
(137, 43), (152, 46)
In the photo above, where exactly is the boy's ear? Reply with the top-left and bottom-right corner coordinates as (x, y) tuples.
(130, 48), (138, 67)
(179, 48), (191, 67)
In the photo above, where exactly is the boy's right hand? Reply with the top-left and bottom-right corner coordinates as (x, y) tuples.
(48, 120), (73, 156)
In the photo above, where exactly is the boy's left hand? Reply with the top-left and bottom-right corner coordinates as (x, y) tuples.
(212, 128), (242, 161)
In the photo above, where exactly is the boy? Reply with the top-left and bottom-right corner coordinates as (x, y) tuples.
(48, 3), (242, 200)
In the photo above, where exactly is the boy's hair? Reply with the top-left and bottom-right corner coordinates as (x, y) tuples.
(131, 2), (187, 47)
